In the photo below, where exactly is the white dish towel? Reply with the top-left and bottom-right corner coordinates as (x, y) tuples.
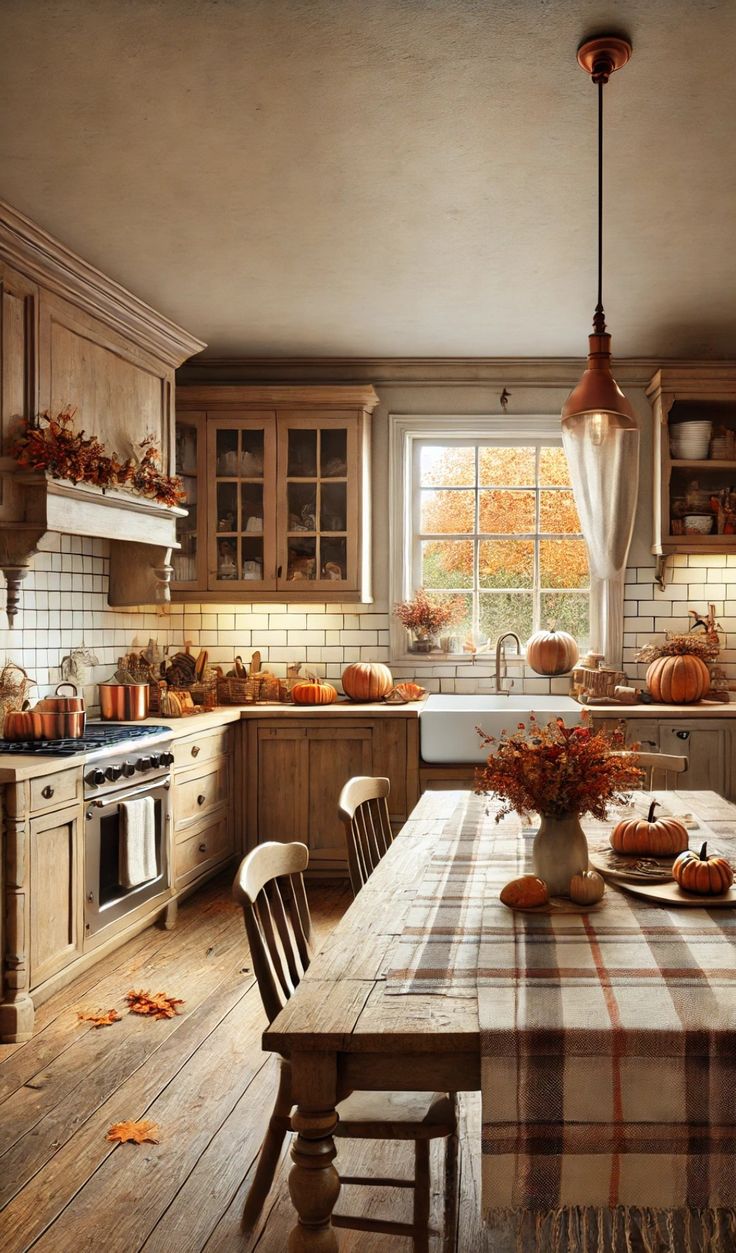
(119, 797), (157, 888)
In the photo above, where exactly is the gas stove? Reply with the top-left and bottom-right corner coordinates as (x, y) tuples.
(0, 722), (172, 759)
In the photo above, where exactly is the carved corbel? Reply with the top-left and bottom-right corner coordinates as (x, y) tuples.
(108, 541), (175, 606)
(0, 528), (46, 626)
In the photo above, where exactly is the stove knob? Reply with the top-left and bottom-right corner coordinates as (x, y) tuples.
(86, 768), (106, 787)
(161, 750), (175, 767)
(122, 761), (136, 778)
(150, 753), (161, 769)
(136, 756), (152, 772)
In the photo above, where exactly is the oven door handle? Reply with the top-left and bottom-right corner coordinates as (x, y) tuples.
(85, 775), (171, 815)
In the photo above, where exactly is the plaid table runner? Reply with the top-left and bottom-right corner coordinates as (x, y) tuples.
(475, 791), (736, 1250)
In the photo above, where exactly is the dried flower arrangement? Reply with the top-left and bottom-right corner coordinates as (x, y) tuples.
(13, 409), (185, 507)
(393, 587), (466, 639)
(475, 712), (643, 821)
(635, 633), (719, 664)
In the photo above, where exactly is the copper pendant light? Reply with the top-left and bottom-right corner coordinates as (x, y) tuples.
(562, 35), (636, 443)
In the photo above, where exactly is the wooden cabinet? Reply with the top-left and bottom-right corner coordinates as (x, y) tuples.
(173, 386), (378, 602)
(246, 715), (417, 874)
(29, 803), (83, 988)
(172, 725), (236, 890)
(649, 367), (736, 588)
(593, 714), (733, 800)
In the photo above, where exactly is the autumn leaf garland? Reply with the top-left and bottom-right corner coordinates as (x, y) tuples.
(13, 408), (185, 507)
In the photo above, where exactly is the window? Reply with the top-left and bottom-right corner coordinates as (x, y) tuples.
(391, 418), (590, 657)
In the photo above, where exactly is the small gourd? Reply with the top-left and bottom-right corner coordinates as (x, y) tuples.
(568, 869), (605, 906)
(672, 842), (734, 895)
(500, 875), (549, 910)
(610, 800), (689, 857)
(291, 680), (338, 706)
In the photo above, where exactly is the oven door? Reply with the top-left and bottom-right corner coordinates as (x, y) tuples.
(85, 775), (171, 938)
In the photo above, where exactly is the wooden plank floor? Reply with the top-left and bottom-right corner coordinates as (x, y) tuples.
(0, 875), (484, 1252)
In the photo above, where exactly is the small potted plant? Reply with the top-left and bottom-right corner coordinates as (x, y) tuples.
(393, 587), (465, 653)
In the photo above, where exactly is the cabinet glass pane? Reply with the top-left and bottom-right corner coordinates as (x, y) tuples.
(241, 429), (264, 476)
(241, 537), (264, 581)
(321, 429), (348, 477)
(288, 429), (317, 477)
(174, 423), (199, 582)
(321, 537), (347, 580)
(288, 483), (317, 532)
(320, 482), (347, 532)
(216, 429), (239, 475)
(216, 482), (237, 532)
(216, 538), (239, 581)
(287, 537), (316, 581)
(241, 483), (264, 533)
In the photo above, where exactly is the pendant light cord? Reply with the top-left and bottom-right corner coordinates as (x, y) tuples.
(594, 76), (606, 334)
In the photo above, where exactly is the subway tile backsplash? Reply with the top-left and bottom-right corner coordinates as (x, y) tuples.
(1, 534), (734, 713)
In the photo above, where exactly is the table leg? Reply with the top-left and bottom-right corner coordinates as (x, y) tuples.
(288, 1050), (341, 1252)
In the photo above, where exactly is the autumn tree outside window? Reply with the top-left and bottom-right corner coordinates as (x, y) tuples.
(391, 418), (591, 658)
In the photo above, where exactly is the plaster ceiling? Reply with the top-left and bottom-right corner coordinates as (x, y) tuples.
(1, 0), (735, 360)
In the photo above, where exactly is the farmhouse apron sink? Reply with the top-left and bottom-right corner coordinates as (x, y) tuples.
(419, 694), (582, 763)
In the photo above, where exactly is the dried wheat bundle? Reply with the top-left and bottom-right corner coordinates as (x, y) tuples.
(635, 633), (719, 664)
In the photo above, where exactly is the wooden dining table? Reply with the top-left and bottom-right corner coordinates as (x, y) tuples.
(262, 787), (736, 1251)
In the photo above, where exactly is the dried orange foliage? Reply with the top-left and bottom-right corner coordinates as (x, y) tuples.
(125, 989), (184, 1020)
(419, 445), (588, 591)
(106, 1119), (160, 1145)
(77, 1008), (122, 1029)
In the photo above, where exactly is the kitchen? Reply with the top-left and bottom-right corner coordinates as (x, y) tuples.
(1, 2), (736, 1251)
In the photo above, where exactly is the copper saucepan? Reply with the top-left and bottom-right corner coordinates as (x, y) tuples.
(4, 705), (86, 741)
(99, 683), (150, 721)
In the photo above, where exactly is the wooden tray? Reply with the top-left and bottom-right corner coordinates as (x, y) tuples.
(616, 879), (736, 908)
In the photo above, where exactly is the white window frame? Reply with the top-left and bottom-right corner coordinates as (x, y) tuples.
(389, 413), (589, 662)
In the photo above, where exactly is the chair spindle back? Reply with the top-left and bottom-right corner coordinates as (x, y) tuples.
(338, 776), (393, 895)
(232, 841), (313, 1024)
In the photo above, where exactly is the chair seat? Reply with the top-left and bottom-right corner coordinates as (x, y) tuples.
(335, 1089), (456, 1140)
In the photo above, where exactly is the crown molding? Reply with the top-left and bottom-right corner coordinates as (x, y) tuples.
(177, 355), (736, 390)
(0, 199), (206, 368)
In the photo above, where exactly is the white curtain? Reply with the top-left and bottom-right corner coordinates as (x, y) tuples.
(562, 413), (639, 667)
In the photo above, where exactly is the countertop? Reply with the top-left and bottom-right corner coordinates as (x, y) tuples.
(1, 697), (734, 784)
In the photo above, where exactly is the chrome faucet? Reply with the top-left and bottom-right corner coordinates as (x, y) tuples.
(494, 631), (522, 694)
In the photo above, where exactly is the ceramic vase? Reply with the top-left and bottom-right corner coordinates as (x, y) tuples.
(533, 813), (589, 897)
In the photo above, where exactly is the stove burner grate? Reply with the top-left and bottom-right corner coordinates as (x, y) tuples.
(0, 723), (172, 757)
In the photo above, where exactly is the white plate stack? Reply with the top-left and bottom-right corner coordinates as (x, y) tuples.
(670, 420), (712, 460)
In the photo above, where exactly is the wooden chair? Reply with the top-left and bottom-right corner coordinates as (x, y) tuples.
(338, 775), (394, 895)
(627, 751), (688, 790)
(233, 841), (459, 1252)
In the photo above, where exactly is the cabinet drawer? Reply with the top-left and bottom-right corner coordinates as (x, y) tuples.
(174, 727), (231, 770)
(29, 767), (83, 815)
(174, 758), (229, 831)
(174, 816), (233, 887)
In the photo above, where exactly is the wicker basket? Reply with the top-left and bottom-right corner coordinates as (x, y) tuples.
(228, 675), (261, 703)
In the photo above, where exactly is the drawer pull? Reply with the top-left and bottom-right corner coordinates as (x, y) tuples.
(198, 842), (207, 853)
(191, 744), (201, 757)
(197, 793), (206, 806)
(41, 784), (54, 799)
(673, 729), (690, 741)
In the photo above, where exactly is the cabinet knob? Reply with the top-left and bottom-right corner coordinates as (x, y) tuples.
(198, 842), (207, 853)
(277, 565), (282, 578)
(197, 793), (206, 806)
(191, 744), (200, 757)
(673, 729), (690, 741)
(41, 784), (54, 799)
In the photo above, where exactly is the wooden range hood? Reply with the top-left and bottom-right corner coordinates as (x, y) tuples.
(0, 200), (205, 624)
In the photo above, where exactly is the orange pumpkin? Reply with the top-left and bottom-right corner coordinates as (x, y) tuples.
(341, 662), (393, 702)
(673, 842), (734, 895)
(291, 680), (338, 706)
(610, 800), (689, 857)
(500, 875), (549, 910)
(646, 654), (710, 704)
(525, 629), (579, 676)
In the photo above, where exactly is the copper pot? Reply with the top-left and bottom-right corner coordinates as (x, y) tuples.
(36, 683), (85, 714)
(99, 683), (150, 721)
(4, 707), (86, 741)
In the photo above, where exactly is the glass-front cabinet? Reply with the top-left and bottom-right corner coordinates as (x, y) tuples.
(172, 387), (377, 602)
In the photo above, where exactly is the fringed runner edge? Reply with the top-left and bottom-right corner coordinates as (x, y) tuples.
(482, 1206), (736, 1253)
